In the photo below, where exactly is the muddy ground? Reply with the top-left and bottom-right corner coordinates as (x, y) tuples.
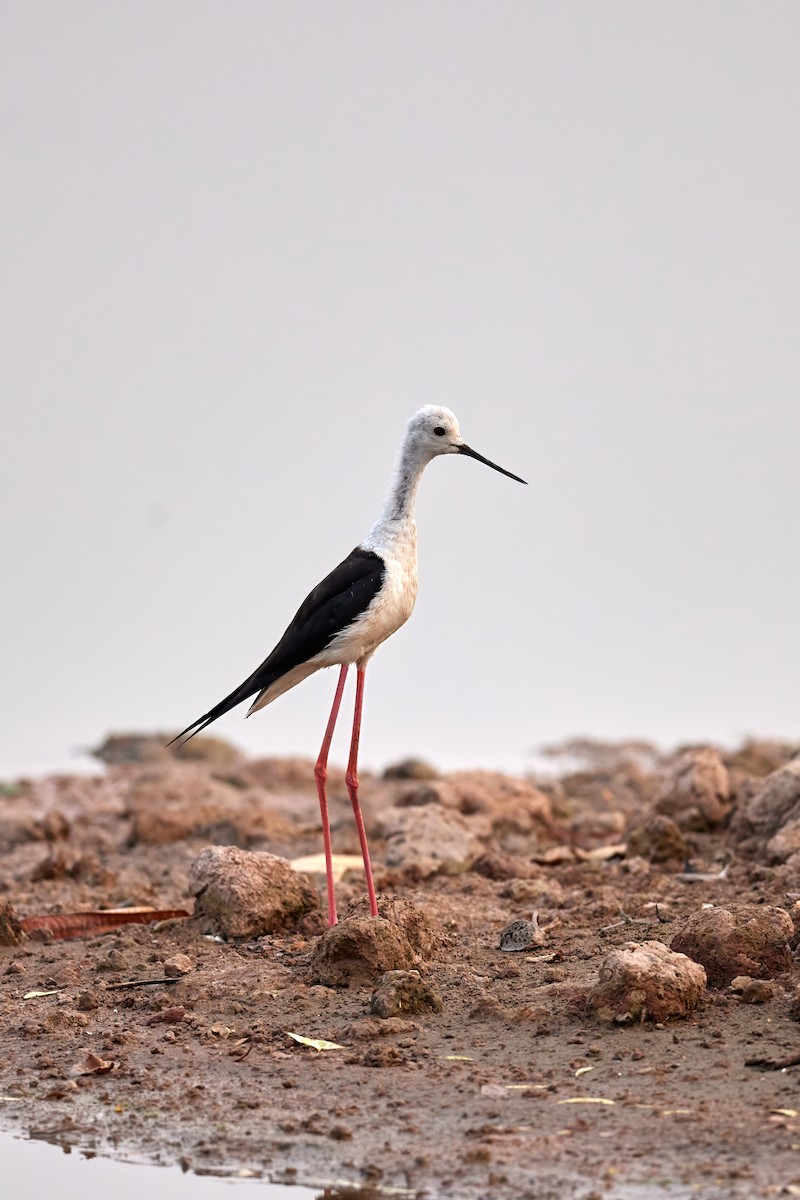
(2, 733), (800, 1199)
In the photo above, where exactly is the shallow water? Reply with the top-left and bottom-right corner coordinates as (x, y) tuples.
(2, 1129), (318, 1200)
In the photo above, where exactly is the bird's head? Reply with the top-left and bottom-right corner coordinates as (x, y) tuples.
(407, 405), (527, 484)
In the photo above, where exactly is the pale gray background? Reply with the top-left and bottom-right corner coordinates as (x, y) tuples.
(2, 1), (798, 779)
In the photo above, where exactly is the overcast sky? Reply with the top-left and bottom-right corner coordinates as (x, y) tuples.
(1, 2), (798, 779)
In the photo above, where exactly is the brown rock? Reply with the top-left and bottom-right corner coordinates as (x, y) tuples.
(370, 970), (443, 1018)
(588, 940), (706, 1023)
(93, 732), (241, 766)
(127, 766), (255, 845)
(471, 851), (533, 881)
(656, 749), (731, 831)
(163, 953), (193, 977)
(730, 977), (774, 1004)
(383, 759), (439, 781)
(342, 1017), (420, 1039)
(346, 895), (441, 960)
(309, 917), (417, 986)
(0, 899), (24, 946)
(382, 806), (484, 877)
(501, 876), (565, 906)
(729, 758), (800, 861)
(671, 904), (793, 988)
(627, 814), (688, 864)
(47, 962), (83, 987)
(189, 846), (319, 938)
(419, 770), (555, 840)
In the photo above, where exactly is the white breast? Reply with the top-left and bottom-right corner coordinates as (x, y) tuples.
(324, 524), (418, 667)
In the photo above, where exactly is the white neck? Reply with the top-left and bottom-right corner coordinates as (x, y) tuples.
(362, 437), (431, 556)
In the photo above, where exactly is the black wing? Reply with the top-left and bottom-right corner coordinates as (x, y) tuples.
(168, 547), (386, 746)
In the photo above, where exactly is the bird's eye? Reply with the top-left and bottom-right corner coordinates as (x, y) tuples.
(433, 426), (446, 436)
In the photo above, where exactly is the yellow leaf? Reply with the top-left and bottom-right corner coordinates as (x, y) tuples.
(575, 1066), (594, 1077)
(661, 1109), (693, 1116)
(289, 854), (363, 882)
(772, 1108), (800, 1118)
(443, 1055), (473, 1061)
(285, 1032), (345, 1051)
(23, 990), (60, 999)
(557, 1097), (615, 1106)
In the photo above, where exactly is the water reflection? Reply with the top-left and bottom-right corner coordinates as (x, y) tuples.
(2, 1129), (418, 1200)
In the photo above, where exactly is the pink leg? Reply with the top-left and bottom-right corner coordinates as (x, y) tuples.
(346, 666), (379, 918)
(314, 665), (349, 926)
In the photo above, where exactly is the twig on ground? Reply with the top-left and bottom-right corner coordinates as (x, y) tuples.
(104, 978), (179, 990)
(598, 908), (657, 934)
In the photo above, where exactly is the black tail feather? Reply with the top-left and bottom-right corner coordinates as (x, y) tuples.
(166, 673), (274, 750)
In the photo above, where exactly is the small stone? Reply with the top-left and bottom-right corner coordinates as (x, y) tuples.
(48, 962), (83, 988)
(6, 961), (25, 976)
(741, 979), (774, 1004)
(588, 940), (706, 1023)
(671, 904), (793, 988)
(626, 815), (688, 864)
(383, 759), (439, 781)
(341, 1017), (420, 1040)
(502, 877), (565, 906)
(0, 899), (24, 946)
(189, 846), (319, 938)
(76, 991), (100, 1011)
(471, 852), (532, 881)
(370, 969), (443, 1018)
(328, 1123), (353, 1140)
(309, 918), (417, 987)
(382, 806), (484, 877)
(163, 954), (193, 977)
(656, 748), (731, 831)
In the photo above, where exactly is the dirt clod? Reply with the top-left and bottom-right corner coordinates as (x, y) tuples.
(671, 903), (794, 987)
(0, 899), (24, 946)
(188, 845), (319, 938)
(671, 902), (796, 988)
(370, 969), (443, 1017)
(626, 814), (688, 864)
(345, 894), (442, 959)
(309, 917), (417, 986)
(164, 953), (193, 977)
(587, 940), (706, 1023)
(656, 747), (731, 831)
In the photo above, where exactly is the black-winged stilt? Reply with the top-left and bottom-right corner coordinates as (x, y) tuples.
(170, 406), (526, 925)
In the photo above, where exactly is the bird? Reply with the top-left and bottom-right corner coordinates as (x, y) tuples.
(170, 405), (526, 926)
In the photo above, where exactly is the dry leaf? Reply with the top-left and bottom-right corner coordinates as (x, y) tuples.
(577, 843), (627, 862)
(557, 1097), (615, 1106)
(20, 908), (189, 941)
(73, 1052), (116, 1076)
(23, 989), (61, 999)
(575, 1066), (594, 1077)
(531, 846), (576, 866)
(443, 1055), (473, 1061)
(289, 854), (363, 882)
(772, 1108), (800, 1118)
(285, 1032), (345, 1051)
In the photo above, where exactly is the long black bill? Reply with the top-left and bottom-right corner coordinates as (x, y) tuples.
(457, 443), (527, 484)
